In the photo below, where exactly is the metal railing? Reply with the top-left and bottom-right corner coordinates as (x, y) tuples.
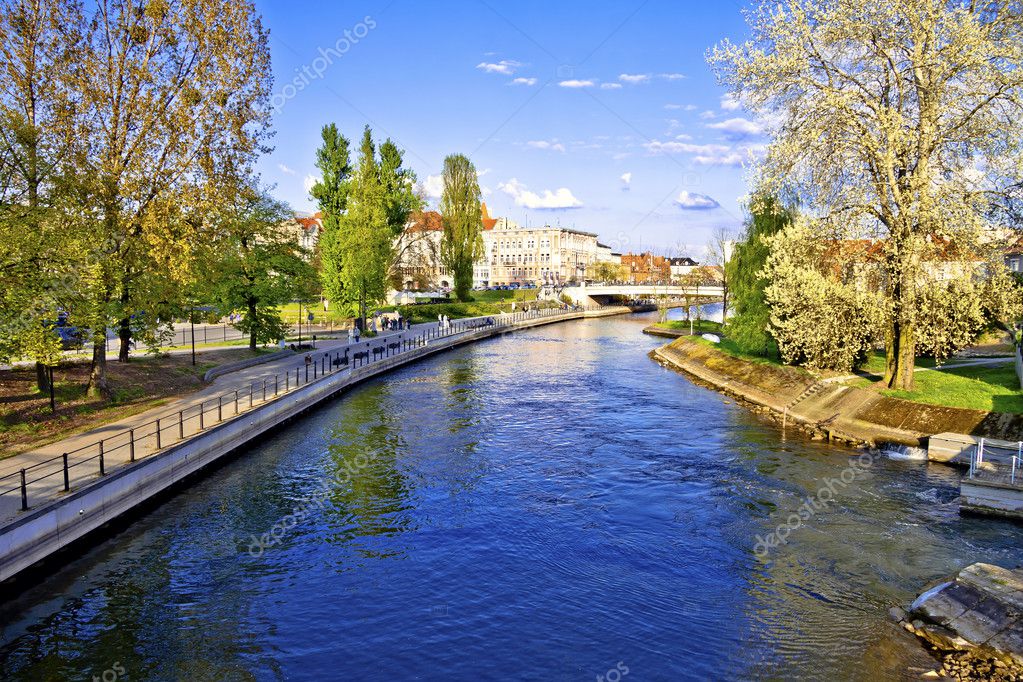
(0, 304), (611, 512)
(968, 437), (1022, 488)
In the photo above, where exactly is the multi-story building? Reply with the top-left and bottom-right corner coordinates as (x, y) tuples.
(620, 252), (672, 284)
(668, 256), (700, 281)
(395, 203), (618, 289)
(279, 212), (322, 257)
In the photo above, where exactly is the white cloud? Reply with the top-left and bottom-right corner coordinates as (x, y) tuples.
(498, 178), (583, 209)
(664, 103), (697, 111)
(477, 59), (522, 75)
(478, 168), (492, 178)
(675, 191), (720, 210)
(644, 140), (766, 166)
(559, 79), (595, 88)
(706, 117), (764, 137)
(700, 110), (717, 120)
(600, 82), (623, 90)
(659, 73), (687, 80)
(526, 140), (566, 152)
(620, 172), (632, 190)
(278, 163), (296, 176)
(303, 175), (318, 193)
(720, 93), (740, 110)
(618, 73), (650, 84)
(424, 174), (444, 198)
(510, 77), (537, 86)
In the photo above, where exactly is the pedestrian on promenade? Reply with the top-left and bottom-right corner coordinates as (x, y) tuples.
(438, 314), (443, 328)
(347, 326), (354, 344)
(354, 326), (361, 343)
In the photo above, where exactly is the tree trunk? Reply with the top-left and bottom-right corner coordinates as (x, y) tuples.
(248, 299), (258, 351)
(884, 241), (918, 391)
(35, 361), (51, 393)
(87, 332), (109, 398)
(117, 315), (131, 362)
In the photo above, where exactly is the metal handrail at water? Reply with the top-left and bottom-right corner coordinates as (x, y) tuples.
(0, 304), (611, 512)
(968, 437), (1022, 488)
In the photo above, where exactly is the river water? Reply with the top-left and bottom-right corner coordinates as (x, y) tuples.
(2, 311), (1022, 681)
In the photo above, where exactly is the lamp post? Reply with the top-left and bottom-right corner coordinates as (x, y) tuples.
(190, 306), (196, 366)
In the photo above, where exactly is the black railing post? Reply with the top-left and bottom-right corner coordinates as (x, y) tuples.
(129, 429), (135, 462)
(20, 469), (27, 511)
(156, 419), (162, 450)
(218, 397), (223, 422)
(275, 375), (279, 396)
(262, 379), (267, 401)
(179, 411), (184, 439)
(99, 441), (105, 476)
(62, 453), (69, 491)
(199, 403), (204, 430)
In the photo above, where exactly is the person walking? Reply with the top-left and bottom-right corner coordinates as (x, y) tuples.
(354, 326), (361, 343)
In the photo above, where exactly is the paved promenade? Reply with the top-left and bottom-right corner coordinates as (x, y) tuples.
(0, 313), (516, 522)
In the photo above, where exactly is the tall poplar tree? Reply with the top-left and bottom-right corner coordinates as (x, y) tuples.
(311, 123), (352, 307)
(334, 127), (391, 328)
(439, 154), (483, 302)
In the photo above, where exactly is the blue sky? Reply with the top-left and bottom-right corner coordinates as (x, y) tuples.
(257, 0), (759, 257)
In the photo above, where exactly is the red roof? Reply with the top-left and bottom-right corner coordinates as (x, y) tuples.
(408, 210), (444, 232)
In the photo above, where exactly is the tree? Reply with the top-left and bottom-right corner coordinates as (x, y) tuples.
(311, 123), (352, 307)
(711, 0), (1023, 390)
(439, 154), (483, 302)
(73, 0), (272, 396)
(763, 218), (885, 371)
(706, 227), (735, 320)
(208, 188), (315, 351)
(725, 195), (795, 357)
(332, 127), (392, 328)
(590, 261), (626, 283)
(0, 0), (83, 391)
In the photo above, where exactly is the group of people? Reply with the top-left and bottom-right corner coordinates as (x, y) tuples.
(437, 314), (451, 330)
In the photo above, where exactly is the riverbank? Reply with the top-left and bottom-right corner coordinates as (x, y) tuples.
(0, 306), (634, 584)
(651, 336), (1023, 449)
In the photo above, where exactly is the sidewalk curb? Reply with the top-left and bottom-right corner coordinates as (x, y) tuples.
(203, 349), (295, 383)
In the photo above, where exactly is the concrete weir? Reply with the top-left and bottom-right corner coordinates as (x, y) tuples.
(0, 307), (629, 584)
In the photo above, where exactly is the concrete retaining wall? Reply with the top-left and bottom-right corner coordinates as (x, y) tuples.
(0, 307), (627, 583)
(652, 337), (1023, 449)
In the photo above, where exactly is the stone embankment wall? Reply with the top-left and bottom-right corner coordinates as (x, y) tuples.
(652, 338), (1023, 448)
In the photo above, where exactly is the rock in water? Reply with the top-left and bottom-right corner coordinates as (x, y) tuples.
(903, 563), (1023, 678)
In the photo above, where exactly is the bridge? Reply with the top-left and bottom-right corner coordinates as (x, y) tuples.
(561, 283), (725, 307)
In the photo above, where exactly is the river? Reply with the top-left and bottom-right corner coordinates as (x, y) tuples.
(2, 310), (1021, 681)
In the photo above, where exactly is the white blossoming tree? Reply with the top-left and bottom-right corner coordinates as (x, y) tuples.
(710, 0), (1023, 389)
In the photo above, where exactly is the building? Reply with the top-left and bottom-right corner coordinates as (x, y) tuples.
(482, 210), (607, 287)
(668, 256), (700, 281)
(620, 252), (671, 284)
(394, 203), (618, 289)
(278, 212), (323, 259)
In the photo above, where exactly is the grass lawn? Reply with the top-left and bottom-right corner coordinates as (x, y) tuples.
(0, 348), (267, 458)
(655, 319), (723, 334)
(845, 361), (1023, 413)
(690, 335), (795, 369)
